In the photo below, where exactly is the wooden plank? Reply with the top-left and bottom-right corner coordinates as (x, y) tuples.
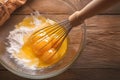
(13, 0), (120, 15)
(71, 39), (120, 69)
(85, 15), (120, 27)
(101, 2), (120, 15)
(14, 0), (83, 15)
(28, 0), (83, 14)
(75, 15), (120, 68)
(13, 0), (74, 14)
(1, 68), (120, 80)
(36, 68), (120, 80)
(80, 0), (92, 8)
(74, 37), (120, 68)
(80, 0), (120, 14)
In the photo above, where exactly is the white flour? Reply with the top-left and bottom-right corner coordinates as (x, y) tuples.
(7, 27), (38, 70)
(7, 27), (34, 54)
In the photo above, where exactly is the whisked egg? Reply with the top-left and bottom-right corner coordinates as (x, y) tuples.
(11, 14), (68, 69)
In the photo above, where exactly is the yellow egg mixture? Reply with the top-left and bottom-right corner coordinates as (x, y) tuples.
(14, 15), (68, 68)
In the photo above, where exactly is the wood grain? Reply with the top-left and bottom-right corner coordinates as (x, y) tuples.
(81, 0), (120, 14)
(85, 15), (120, 27)
(1, 68), (120, 80)
(13, 0), (120, 15)
(101, 2), (120, 15)
(13, 0), (86, 15)
(14, 0), (83, 15)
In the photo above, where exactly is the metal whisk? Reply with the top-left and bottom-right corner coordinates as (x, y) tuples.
(29, 19), (72, 58)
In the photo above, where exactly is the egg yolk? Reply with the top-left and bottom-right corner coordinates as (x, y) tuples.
(15, 16), (68, 68)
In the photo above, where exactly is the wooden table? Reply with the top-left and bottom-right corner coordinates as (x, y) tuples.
(0, 0), (120, 80)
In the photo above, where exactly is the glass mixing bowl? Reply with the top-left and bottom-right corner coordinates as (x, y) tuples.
(0, 0), (86, 79)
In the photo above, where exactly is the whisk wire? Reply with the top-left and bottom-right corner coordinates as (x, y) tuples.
(31, 21), (68, 46)
(31, 19), (72, 60)
(42, 23), (72, 60)
(32, 25), (63, 45)
(34, 27), (66, 53)
(36, 26), (66, 54)
(31, 20), (68, 40)
(39, 30), (66, 60)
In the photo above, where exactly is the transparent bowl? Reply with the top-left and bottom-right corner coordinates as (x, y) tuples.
(0, 0), (86, 79)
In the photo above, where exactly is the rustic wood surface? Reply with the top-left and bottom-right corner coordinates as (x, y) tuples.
(0, 0), (120, 80)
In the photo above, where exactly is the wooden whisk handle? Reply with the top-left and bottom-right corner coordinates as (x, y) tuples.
(69, 0), (119, 27)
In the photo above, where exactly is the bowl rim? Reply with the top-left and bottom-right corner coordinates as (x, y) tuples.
(0, 22), (86, 79)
